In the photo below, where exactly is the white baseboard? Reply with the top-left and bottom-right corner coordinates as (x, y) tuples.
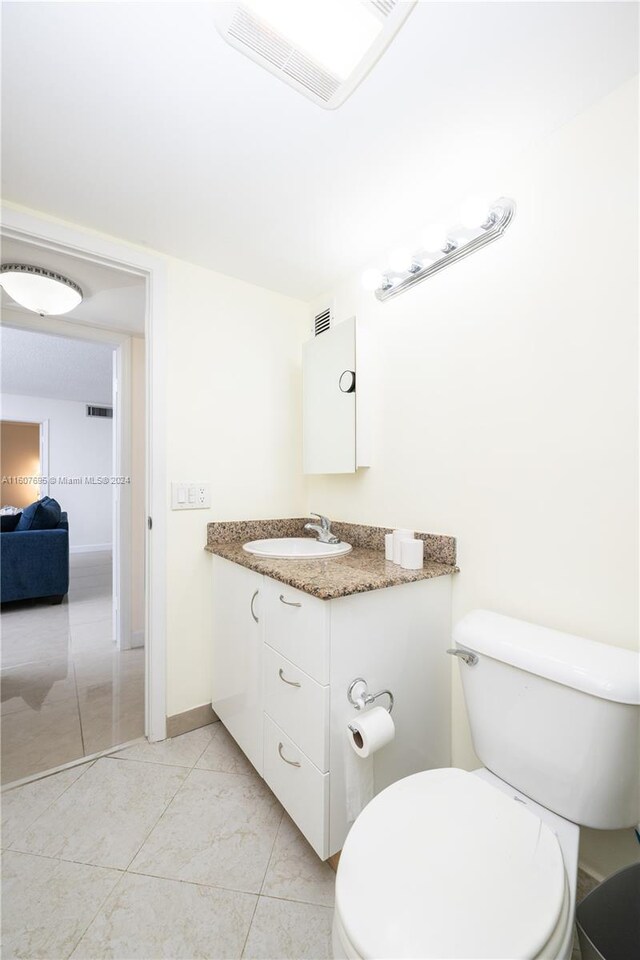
(70, 543), (112, 554)
(120, 630), (145, 651)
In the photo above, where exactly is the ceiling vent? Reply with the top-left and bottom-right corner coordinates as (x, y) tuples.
(86, 405), (113, 419)
(313, 305), (332, 337)
(213, 1), (416, 110)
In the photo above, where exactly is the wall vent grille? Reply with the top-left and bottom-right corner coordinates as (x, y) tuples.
(86, 405), (113, 419)
(314, 306), (332, 337)
(370, 0), (396, 17)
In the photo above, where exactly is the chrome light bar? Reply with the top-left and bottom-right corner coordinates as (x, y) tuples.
(375, 197), (516, 302)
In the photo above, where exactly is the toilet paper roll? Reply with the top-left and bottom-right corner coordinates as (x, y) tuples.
(348, 706), (395, 758)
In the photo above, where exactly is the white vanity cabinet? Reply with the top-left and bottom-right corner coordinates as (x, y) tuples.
(211, 555), (452, 859)
(211, 559), (264, 775)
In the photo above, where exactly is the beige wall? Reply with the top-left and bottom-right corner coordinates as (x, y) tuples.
(0, 420), (40, 508)
(6, 77), (636, 878)
(164, 258), (308, 715)
(306, 79), (639, 877)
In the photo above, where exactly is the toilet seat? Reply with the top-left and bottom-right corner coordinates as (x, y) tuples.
(334, 768), (569, 960)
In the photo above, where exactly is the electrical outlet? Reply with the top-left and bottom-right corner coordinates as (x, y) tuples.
(171, 482), (211, 510)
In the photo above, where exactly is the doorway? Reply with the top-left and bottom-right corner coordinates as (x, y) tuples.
(0, 323), (146, 783)
(1, 205), (167, 759)
(1, 420), (43, 507)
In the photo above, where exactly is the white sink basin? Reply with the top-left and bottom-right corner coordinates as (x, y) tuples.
(243, 538), (352, 559)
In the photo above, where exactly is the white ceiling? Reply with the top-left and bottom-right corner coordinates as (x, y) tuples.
(0, 327), (114, 405)
(1, 2), (637, 300)
(1, 238), (146, 334)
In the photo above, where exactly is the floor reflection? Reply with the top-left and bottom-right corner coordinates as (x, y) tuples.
(1, 551), (144, 784)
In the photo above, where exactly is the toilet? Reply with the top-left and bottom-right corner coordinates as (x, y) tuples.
(333, 610), (640, 960)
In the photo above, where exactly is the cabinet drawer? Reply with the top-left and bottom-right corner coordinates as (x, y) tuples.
(263, 715), (329, 860)
(264, 646), (329, 772)
(263, 577), (329, 683)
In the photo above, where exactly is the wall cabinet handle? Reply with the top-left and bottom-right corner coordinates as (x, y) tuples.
(278, 668), (301, 688)
(279, 594), (302, 608)
(250, 590), (259, 623)
(278, 742), (301, 767)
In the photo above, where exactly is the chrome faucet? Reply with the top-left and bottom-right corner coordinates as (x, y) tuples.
(304, 513), (340, 545)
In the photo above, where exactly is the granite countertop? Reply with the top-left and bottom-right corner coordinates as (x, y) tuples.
(205, 519), (458, 601)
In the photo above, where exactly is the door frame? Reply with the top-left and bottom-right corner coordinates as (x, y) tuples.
(1, 203), (168, 742)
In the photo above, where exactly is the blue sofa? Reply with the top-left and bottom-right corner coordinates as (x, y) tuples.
(1, 510), (70, 605)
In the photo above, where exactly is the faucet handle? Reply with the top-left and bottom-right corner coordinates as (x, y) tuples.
(310, 512), (330, 530)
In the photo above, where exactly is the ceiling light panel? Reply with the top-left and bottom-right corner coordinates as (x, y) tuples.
(213, 0), (416, 109)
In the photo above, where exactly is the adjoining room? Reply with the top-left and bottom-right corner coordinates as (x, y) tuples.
(1, 245), (146, 785)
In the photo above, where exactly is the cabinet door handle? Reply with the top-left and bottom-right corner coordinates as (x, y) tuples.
(278, 668), (301, 688)
(250, 590), (259, 623)
(278, 742), (301, 767)
(279, 594), (302, 608)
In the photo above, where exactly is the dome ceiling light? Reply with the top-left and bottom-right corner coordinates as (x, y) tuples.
(0, 264), (83, 316)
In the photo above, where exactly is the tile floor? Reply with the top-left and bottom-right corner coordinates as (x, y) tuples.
(1, 716), (598, 960)
(1, 550), (145, 784)
(1, 722), (335, 959)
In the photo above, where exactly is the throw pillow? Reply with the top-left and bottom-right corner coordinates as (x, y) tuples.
(1, 513), (22, 532)
(16, 497), (62, 531)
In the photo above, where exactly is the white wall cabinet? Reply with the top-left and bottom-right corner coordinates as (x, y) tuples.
(212, 555), (452, 859)
(302, 317), (370, 474)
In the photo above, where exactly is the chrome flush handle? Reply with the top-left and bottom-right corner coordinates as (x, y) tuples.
(447, 648), (478, 666)
(278, 742), (301, 767)
(279, 668), (301, 688)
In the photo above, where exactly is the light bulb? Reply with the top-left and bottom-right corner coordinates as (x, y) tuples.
(459, 195), (494, 229)
(421, 224), (449, 252)
(388, 248), (415, 273)
(361, 268), (382, 292)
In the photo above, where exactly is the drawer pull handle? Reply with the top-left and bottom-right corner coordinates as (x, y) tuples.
(278, 742), (301, 767)
(250, 590), (259, 623)
(279, 594), (302, 608)
(278, 668), (301, 688)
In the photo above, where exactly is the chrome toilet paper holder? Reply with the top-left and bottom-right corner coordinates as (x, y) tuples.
(347, 677), (394, 714)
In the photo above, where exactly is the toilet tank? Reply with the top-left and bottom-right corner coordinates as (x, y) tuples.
(452, 610), (640, 829)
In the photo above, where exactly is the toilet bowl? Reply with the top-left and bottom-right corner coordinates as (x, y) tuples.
(333, 767), (579, 960)
(332, 609), (640, 960)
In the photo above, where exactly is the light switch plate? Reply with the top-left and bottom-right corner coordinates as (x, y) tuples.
(171, 482), (211, 510)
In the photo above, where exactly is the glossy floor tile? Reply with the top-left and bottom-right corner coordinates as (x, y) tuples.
(1, 698), (85, 785)
(1, 551), (145, 784)
(1, 726), (337, 960)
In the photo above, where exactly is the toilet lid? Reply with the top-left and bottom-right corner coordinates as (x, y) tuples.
(335, 768), (566, 960)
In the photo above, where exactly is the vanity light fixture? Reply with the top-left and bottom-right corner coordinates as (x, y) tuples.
(363, 197), (516, 301)
(0, 264), (83, 316)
